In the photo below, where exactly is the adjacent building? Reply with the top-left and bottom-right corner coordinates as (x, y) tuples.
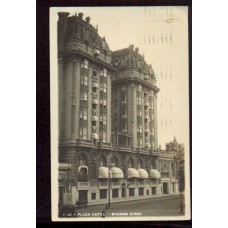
(57, 12), (185, 207)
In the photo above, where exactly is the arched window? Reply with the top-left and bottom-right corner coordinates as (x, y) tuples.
(112, 157), (118, 167)
(79, 154), (87, 166)
(137, 159), (143, 169)
(150, 160), (156, 169)
(128, 158), (134, 168)
(99, 155), (107, 167)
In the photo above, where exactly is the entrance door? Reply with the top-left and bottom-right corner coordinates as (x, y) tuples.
(59, 186), (65, 206)
(163, 182), (168, 194)
(122, 187), (126, 197)
(79, 190), (88, 201)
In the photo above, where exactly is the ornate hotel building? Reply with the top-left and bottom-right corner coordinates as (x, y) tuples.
(57, 12), (185, 206)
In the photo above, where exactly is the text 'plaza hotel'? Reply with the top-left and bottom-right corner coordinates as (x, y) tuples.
(57, 12), (185, 206)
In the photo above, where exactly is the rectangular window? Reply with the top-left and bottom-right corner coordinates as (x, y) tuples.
(137, 85), (142, 92)
(152, 187), (156, 195)
(147, 190), (149, 195)
(129, 188), (135, 197)
(103, 115), (107, 125)
(91, 193), (96, 200)
(103, 131), (107, 142)
(100, 189), (107, 199)
(81, 60), (88, 69)
(92, 70), (97, 77)
(139, 187), (144, 196)
(83, 127), (87, 139)
(112, 189), (119, 198)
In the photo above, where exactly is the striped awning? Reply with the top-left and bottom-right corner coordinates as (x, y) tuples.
(98, 167), (112, 178)
(78, 165), (88, 174)
(92, 115), (99, 121)
(149, 169), (161, 179)
(92, 82), (99, 88)
(137, 169), (149, 179)
(92, 133), (99, 140)
(127, 168), (139, 179)
(111, 167), (124, 179)
(59, 163), (71, 170)
(92, 99), (99, 104)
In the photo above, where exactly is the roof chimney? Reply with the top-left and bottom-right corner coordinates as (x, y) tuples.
(78, 12), (83, 20)
(129, 44), (134, 50)
(85, 16), (91, 23)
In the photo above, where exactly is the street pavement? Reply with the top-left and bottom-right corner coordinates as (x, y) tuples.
(74, 195), (185, 217)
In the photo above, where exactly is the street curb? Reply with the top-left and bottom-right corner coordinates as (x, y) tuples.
(85, 193), (182, 208)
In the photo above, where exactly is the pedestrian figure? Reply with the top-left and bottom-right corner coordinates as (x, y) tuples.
(102, 210), (106, 218)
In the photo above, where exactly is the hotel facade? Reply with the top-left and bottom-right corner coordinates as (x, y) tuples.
(57, 12), (185, 206)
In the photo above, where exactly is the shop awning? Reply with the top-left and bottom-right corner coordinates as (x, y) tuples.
(111, 167), (124, 179)
(137, 169), (149, 178)
(59, 163), (71, 170)
(127, 168), (139, 179)
(144, 101), (149, 107)
(149, 169), (161, 179)
(98, 167), (112, 178)
(92, 115), (99, 121)
(78, 165), (88, 174)
(92, 82), (99, 88)
(92, 99), (99, 104)
(92, 133), (99, 140)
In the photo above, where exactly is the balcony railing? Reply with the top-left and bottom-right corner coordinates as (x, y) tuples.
(91, 92), (98, 98)
(92, 109), (97, 115)
(77, 182), (90, 189)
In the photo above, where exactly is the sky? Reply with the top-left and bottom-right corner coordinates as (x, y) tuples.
(50, 6), (189, 149)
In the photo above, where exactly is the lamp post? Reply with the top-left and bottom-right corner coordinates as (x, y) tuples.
(106, 159), (114, 209)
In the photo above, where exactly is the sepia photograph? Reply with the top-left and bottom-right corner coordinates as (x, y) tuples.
(50, 6), (191, 221)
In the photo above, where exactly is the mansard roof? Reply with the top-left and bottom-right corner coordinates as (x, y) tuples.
(112, 45), (155, 77)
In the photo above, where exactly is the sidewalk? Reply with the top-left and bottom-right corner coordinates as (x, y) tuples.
(87, 193), (181, 207)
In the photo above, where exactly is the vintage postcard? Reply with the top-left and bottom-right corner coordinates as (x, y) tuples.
(50, 6), (191, 221)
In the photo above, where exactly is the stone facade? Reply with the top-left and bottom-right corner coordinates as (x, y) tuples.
(57, 12), (185, 206)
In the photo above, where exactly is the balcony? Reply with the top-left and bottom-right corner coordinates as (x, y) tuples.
(99, 182), (108, 189)
(91, 92), (98, 99)
(92, 82), (99, 88)
(137, 129), (142, 133)
(76, 139), (93, 147)
(145, 128), (150, 133)
(144, 114), (150, 119)
(77, 182), (90, 190)
(92, 109), (97, 115)
(92, 98), (99, 105)
(136, 147), (149, 154)
(92, 115), (99, 121)
(115, 145), (131, 152)
(122, 129), (128, 133)
(144, 101), (149, 107)
(97, 141), (112, 149)
(137, 112), (142, 118)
